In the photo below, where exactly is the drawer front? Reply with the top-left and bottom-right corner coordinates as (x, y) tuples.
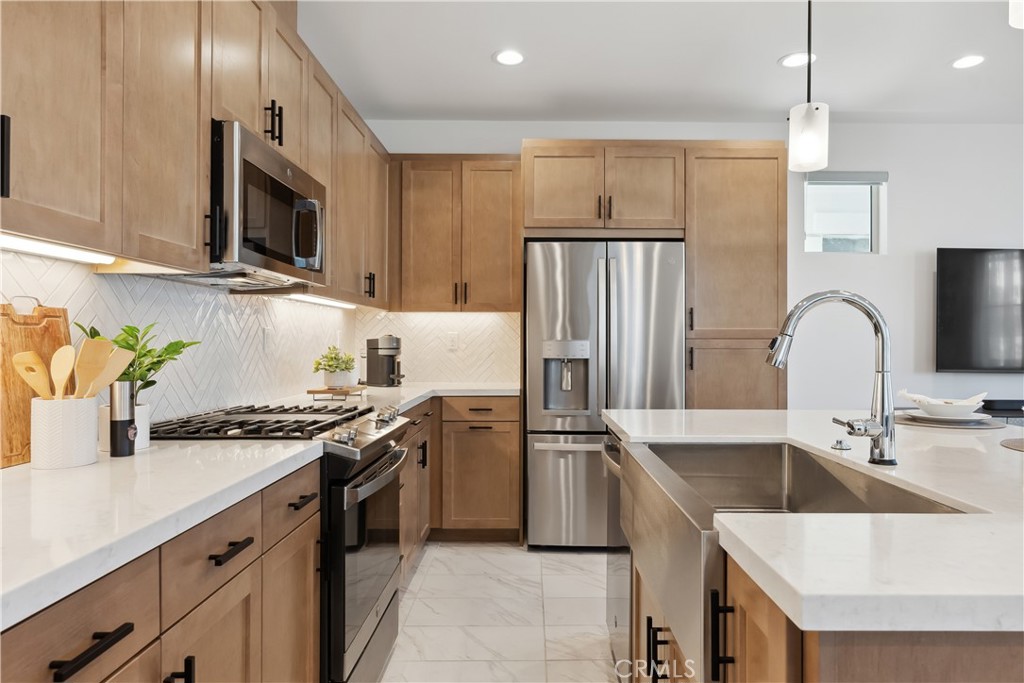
(263, 461), (320, 550)
(102, 640), (160, 683)
(442, 396), (520, 422)
(1, 550), (160, 683)
(400, 397), (437, 423)
(161, 493), (262, 630)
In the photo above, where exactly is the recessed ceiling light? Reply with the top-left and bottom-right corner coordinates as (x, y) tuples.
(493, 49), (524, 66)
(778, 52), (816, 68)
(952, 55), (985, 69)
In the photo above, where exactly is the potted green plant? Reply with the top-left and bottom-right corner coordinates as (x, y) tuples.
(75, 322), (200, 450)
(313, 346), (357, 388)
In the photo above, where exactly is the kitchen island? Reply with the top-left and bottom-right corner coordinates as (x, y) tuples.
(604, 408), (1023, 681)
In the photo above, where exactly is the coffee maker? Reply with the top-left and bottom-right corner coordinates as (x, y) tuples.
(365, 335), (404, 386)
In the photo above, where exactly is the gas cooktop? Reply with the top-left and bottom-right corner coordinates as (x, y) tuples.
(150, 404), (372, 440)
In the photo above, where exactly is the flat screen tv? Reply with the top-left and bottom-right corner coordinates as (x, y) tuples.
(936, 248), (1024, 372)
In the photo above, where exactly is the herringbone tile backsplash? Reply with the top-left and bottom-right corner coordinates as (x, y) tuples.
(1, 251), (354, 421)
(2, 251), (521, 421)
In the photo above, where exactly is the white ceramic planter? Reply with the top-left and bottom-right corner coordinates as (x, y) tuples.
(31, 396), (99, 469)
(99, 403), (149, 451)
(324, 370), (357, 388)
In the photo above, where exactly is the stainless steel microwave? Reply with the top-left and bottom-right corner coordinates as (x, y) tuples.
(198, 120), (326, 290)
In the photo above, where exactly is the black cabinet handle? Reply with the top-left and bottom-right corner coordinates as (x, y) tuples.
(597, 195), (603, 219)
(276, 104), (284, 147)
(49, 622), (134, 682)
(365, 273), (374, 297)
(1, 114), (10, 198)
(453, 282), (459, 305)
(208, 536), (254, 566)
(468, 425), (493, 430)
(607, 195), (613, 220)
(417, 440), (427, 468)
(288, 492), (318, 511)
(410, 419), (423, 426)
(163, 655), (196, 683)
(204, 204), (225, 262)
(688, 347), (694, 371)
(688, 307), (694, 331)
(463, 282), (468, 304)
(264, 99), (278, 141)
(645, 616), (670, 682)
(370, 272), (377, 298)
(710, 589), (735, 681)
(424, 411), (434, 417)
(467, 407), (493, 412)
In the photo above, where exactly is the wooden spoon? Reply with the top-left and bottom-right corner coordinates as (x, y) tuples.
(84, 347), (136, 398)
(74, 338), (114, 398)
(49, 345), (76, 400)
(12, 351), (53, 400)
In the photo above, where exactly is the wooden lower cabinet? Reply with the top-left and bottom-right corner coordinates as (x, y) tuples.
(726, 555), (800, 683)
(161, 561), (262, 683)
(262, 513), (320, 683)
(398, 431), (421, 574)
(441, 421), (520, 529)
(104, 641), (161, 683)
(685, 339), (786, 409)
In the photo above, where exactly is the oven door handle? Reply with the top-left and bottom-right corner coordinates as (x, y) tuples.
(292, 198), (324, 270)
(343, 448), (408, 510)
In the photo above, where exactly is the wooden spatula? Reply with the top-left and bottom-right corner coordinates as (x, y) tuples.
(84, 347), (136, 398)
(49, 345), (76, 400)
(12, 351), (53, 399)
(74, 338), (114, 398)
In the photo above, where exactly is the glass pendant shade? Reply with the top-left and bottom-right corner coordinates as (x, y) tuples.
(1011, 1), (1023, 29)
(788, 102), (830, 172)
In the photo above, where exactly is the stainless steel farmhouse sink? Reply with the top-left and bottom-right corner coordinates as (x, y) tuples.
(622, 441), (963, 682)
(648, 443), (962, 515)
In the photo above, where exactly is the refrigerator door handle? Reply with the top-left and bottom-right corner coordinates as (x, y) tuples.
(608, 257), (618, 408)
(598, 257), (607, 419)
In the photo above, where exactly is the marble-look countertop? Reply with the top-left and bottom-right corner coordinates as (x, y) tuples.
(603, 409), (1024, 632)
(0, 382), (518, 631)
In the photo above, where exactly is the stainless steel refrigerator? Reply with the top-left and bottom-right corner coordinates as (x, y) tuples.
(525, 241), (686, 547)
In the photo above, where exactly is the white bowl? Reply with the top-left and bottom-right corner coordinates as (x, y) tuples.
(915, 401), (984, 418)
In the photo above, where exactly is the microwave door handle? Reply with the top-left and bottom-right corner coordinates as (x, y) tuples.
(292, 198), (322, 269)
(343, 448), (408, 510)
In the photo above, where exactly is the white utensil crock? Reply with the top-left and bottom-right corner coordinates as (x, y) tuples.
(98, 403), (150, 451)
(31, 396), (99, 469)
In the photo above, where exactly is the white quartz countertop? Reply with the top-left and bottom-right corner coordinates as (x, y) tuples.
(0, 382), (518, 631)
(603, 409), (1024, 632)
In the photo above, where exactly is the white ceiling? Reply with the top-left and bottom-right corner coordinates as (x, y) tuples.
(298, 1), (1023, 124)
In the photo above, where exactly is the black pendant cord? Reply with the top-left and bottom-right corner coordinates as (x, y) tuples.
(807, 0), (813, 104)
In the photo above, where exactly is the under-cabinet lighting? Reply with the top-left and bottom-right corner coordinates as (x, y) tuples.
(952, 55), (985, 69)
(285, 293), (357, 310)
(0, 234), (116, 265)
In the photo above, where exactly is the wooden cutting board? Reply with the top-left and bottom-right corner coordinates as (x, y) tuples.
(1, 301), (72, 468)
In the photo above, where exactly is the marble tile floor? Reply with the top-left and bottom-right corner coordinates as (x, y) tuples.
(383, 542), (618, 683)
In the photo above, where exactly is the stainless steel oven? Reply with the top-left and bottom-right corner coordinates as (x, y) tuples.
(204, 120), (326, 289)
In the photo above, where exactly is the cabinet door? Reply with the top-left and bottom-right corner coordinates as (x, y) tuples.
(632, 563), (663, 683)
(442, 421), (520, 529)
(416, 428), (432, 545)
(211, 0), (269, 137)
(366, 141), (390, 307)
(0, 1), (122, 253)
(306, 59), (336, 191)
(329, 105), (369, 303)
(104, 641), (160, 683)
(522, 146), (604, 228)
(428, 399), (444, 529)
(685, 340), (785, 409)
(685, 148), (787, 338)
(267, 16), (306, 165)
(726, 555), (800, 683)
(399, 435), (420, 575)
(605, 147), (685, 229)
(401, 160), (462, 311)
(262, 514), (320, 683)
(161, 562), (262, 683)
(122, 0), (211, 272)
(461, 161), (523, 312)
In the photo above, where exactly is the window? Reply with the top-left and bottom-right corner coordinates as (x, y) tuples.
(804, 171), (888, 253)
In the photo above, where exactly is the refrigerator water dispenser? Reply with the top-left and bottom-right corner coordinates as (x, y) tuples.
(541, 340), (591, 413)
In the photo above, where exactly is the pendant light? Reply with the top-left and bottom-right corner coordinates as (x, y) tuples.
(788, 0), (829, 172)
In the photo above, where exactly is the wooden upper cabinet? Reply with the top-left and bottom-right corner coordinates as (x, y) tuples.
(685, 148), (787, 339)
(685, 339), (785, 409)
(523, 145), (605, 228)
(461, 161), (523, 312)
(0, 0), (123, 253)
(605, 146), (685, 229)
(366, 142), (390, 307)
(442, 421), (520, 529)
(306, 59), (336, 191)
(329, 105), (369, 303)
(401, 160), (462, 312)
(267, 16), (307, 165)
(726, 555), (801, 683)
(211, 0), (269, 136)
(121, 0), (211, 272)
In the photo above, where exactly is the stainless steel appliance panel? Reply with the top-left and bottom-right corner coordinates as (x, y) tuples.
(525, 242), (606, 433)
(607, 241), (686, 411)
(527, 434), (611, 546)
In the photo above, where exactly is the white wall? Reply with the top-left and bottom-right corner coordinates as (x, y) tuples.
(370, 119), (1024, 407)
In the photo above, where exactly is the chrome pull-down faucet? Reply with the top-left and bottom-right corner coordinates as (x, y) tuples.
(766, 290), (897, 466)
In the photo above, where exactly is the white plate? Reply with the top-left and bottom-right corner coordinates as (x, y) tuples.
(903, 409), (991, 424)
